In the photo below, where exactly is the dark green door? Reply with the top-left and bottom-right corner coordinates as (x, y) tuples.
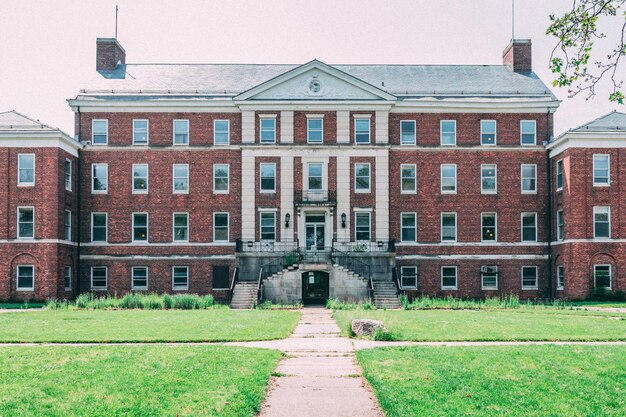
(302, 271), (329, 304)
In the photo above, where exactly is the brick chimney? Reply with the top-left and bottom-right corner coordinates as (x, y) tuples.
(503, 39), (532, 72)
(96, 38), (126, 72)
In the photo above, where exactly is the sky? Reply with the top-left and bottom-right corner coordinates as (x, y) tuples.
(0, 0), (623, 136)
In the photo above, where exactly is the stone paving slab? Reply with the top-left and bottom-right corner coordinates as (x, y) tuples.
(276, 355), (360, 377)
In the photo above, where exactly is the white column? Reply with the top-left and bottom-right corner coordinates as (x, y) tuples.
(375, 153), (389, 240)
(241, 151), (256, 240)
(336, 111), (350, 144)
(242, 111), (255, 144)
(280, 111), (294, 144)
(375, 110), (389, 144)
(280, 156), (294, 242)
(336, 155), (351, 241)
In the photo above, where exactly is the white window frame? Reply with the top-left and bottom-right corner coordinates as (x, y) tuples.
(131, 266), (148, 291)
(17, 206), (34, 239)
(556, 209), (564, 241)
(172, 212), (189, 243)
(400, 164), (417, 194)
(401, 212), (417, 242)
(593, 206), (611, 239)
(594, 264), (612, 289)
(481, 212), (497, 242)
(354, 163), (371, 193)
(481, 164), (497, 194)
(354, 117), (371, 144)
(592, 154), (610, 187)
(441, 266), (458, 290)
(132, 212), (149, 243)
(65, 159), (72, 191)
(213, 212), (230, 242)
(307, 117), (324, 144)
(307, 162), (324, 191)
(521, 266), (538, 290)
(400, 266), (418, 289)
(91, 119), (108, 145)
(91, 212), (108, 242)
(480, 119), (497, 145)
(441, 212), (457, 242)
(172, 164), (189, 194)
(520, 120), (537, 146)
(91, 266), (107, 290)
(91, 163), (108, 194)
(556, 159), (563, 191)
(521, 212), (537, 242)
(557, 265), (564, 290)
(132, 119), (149, 145)
(64, 266), (72, 291)
(213, 164), (230, 194)
(259, 211), (276, 241)
(354, 211), (371, 241)
(16, 265), (34, 291)
(132, 163), (149, 194)
(259, 117), (277, 144)
(64, 210), (72, 241)
(440, 164), (457, 194)
(214, 120), (230, 145)
(440, 120), (456, 146)
(172, 266), (189, 291)
(521, 164), (537, 194)
(481, 267), (499, 290)
(260, 163), (276, 193)
(17, 153), (35, 186)
(400, 120), (416, 145)
(173, 119), (189, 145)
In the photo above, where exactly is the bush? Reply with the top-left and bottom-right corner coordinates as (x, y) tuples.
(588, 288), (626, 302)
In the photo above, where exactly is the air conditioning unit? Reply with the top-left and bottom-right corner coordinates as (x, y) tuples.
(481, 265), (498, 274)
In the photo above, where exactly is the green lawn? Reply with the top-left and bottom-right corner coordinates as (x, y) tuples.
(0, 309), (299, 343)
(358, 345), (626, 417)
(0, 345), (281, 417)
(0, 302), (44, 309)
(334, 309), (626, 341)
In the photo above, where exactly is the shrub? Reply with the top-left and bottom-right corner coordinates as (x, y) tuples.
(45, 298), (70, 310)
(373, 328), (395, 341)
(162, 294), (174, 309)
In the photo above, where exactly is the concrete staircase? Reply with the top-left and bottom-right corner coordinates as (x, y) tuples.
(372, 281), (401, 309)
(230, 282), (258, 309)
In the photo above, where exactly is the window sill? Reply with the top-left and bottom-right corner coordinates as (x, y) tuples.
(592, 184), (610, 188)
(521, 191), (537, 195)
(213, 191), (230, 195)
(441, 191), (457, 195)
(17, 183), (35, 187)
(481, 191), (498, 195)
(91, 287), (107, 291)
(16, 288), (34, 292)
(522, 287), (539, 291)
(441, 287), (458, 291)
(172, 287), (189, 291)
(401, 191), (417, 195)
(132, 191), (149, 195)
(91, 191), (108, 195)
(557, 287), (564, 291)
(482, 287), (498, 291)
(173, 191), (189, 195)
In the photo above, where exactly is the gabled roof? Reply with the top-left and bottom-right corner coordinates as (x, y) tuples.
(568, 111), (626, 133)
(0, 110), (60, 132)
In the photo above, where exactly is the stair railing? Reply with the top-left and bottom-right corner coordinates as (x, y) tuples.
(257, 267), (264, 304)
(330, 247), (371, 281)
(392, 267), (402, 295)
(228, 267), (239, 304)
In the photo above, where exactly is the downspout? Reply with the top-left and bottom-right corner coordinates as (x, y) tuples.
(76, 106), (82, 296)
(546, 110), (553, 300)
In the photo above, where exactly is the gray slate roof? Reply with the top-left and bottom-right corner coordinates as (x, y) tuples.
(569, 111), (626, 132)
(0, 110), (58, 131)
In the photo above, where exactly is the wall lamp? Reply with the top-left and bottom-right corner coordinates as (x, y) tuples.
(341, 213), (347, 228)
(285, 213), (291, 228)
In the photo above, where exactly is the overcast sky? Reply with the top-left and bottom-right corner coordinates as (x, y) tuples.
(0, 0), (623, 136)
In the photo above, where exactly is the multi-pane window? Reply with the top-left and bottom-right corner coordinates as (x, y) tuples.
(521, 164), (537, 193)
(307, 163), (323, 190)
(521, 266), (538, 289)
(214, 120), (230, 145)
(172, 266), (189, 290)
(260, 117), (276, 143)
(481, 120), (496, 145)
(132, 213), (148, 242)
(481, 164), (497, 193)
(481, 267), (498, 290)
(213, 213), (229, 242)
(557, 265), (565, 290)
(213, 164), (229, 193)
(260, 163), (276, 192)
(132, 266), (148, 290)
(65, 159), (72, 191)
(401, 164), (416, 193)
(64, 210), (72, 241)
(17, 265), (34, 291)
(173, 119), (189, 145)
(556, 159), (563, 190)
(440, 120), (456, 145)
(173, 164), (189, 193)
(133, 119), (149, 145)
(593, 154), (610, 186)
(354, 118), (371, 144)
(17, 207), (34, 238)
(594, 264), (611, 289)
(92, 164), (108, 193)
(441, 212), (457, 242)
(91, 266), (107, 290)
(400, 120), (416, 145)
(520, 120), (537, 145)
(355, 212), (371, 241)
(91, 213), (107, 242)
(18, 154), (35, 186)
(481, 213), (497, 241)
(521, 212), (537, 242)
(556, 209), (564, 241)
(64, 266), (71, 290)
(441, 164), (457, 193)
(132, 164), (148, 193)
(307, 118), (323, 143)
(593, 207), (611, 238)
(441, 266), (457, 290)
(354, 163), (370, 192)
(401, 212), (416, 242)
(400, 266), (417, 289)
(92, 120), (108, 145)
(260, 212), (276, 241)
(173, 213), (188, 242)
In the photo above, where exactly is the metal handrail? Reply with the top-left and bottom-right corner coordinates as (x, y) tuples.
(392, 267), (402, 294)
(228, 267), (239, 304)
(294, 189), (337, 204)
(257, 267), (263, 304)
(331, 247), (371, 280)
(333, 240), (395, 253)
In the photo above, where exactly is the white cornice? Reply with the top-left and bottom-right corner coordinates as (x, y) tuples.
(391, 98), (560, 113)
(0, 132), (82, 157)
(547, 131), (626, 157)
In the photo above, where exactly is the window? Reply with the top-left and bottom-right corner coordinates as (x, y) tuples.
(92, 164), (108, 193)
(481, 164), (497, 193)
(594, 264), (611, 289)
(260, 117), (276, 143)
(132, 266), (148, 290)
(481, 213), (497, 241)
(441, 266), (457, 290)
(64, 210), (72, 241)
(64, 266), (71, 290)
(440, 120), (456, 145)
(354, 163), (370, 192)
(260, 212), (276, 241)
(17, 207), (34, 239)
(214, 213), (229, 242)
(400, 120), (416, 145)
(173, 119), (189, 145)
(260, 163), (276, 192)
(172, 266), (189, 290)
(401, 212), (416, 242)
(307, 163), (323, 190)
(401, 164), (416, 193)
(593, 154), (610, 186)
(522, 266), (538, 289)
(520, 120), (537, 145)
(213, 164), (229, 193)
(133, 119), (149, 145)
(91, 266), (107, 290)
(481, 120), (496, 145)
(481, 266), (498, 290)
(307, 118), (323, 143)
(132, 164), (148, 193)
(593, 207), (611, 238)
(557, 265), (564, 290)
(521, 212), (537, 242)
(354, 118), (370, 144)
(173, 213), (188, 242)
(92, 120), (108, 145)
(214, 120), (230, 145)
(213, 266), (230, 289)
(521, 164), (537, 193)
(441, 164), (457, 194)
(441, 212), (457, 242)
(355, 212), (371, 241)
(556, 209), (564, 241)
(16, 265), (34, 291)
(173, 164), (189, 193)
(132, 213), (148, 242)
(18, 154), (35, 186)
(400, 266), (417, 289)
(92, 213), (107, 242)
(65, 159), (72, 191)
(556, 159), (563, 191)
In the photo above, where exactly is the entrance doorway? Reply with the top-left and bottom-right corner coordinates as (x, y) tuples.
(305, 213), (326, 250)
(302, 271), (330, 304)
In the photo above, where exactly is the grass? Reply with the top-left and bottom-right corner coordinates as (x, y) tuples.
(358, 345), (626, 417)
(47, 293), (219, 310)
(574, 301), (626, 308)
(334, 309), (626, 341)
(0, 345), (281, 417)
(0, 309), (300, 343)
(0, 302), (44, 309)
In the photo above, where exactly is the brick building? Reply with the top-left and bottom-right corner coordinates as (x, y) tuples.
(1, 37), (623, 305)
